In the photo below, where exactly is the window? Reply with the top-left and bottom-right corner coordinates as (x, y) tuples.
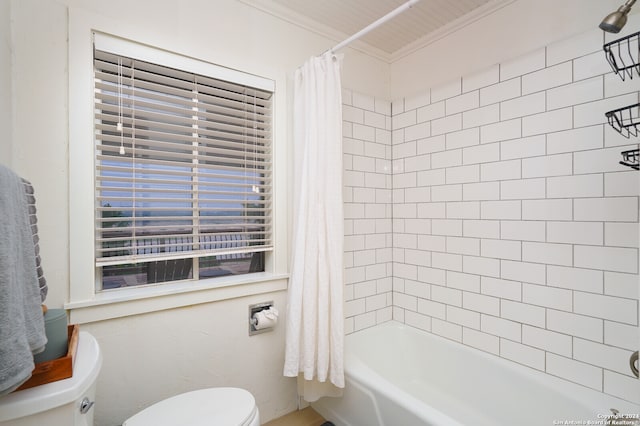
(93, 37), (273, 291)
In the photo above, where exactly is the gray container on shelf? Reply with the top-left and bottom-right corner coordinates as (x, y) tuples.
(33, 309), (68, 363)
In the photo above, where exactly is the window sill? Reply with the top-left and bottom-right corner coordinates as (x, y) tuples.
(65, 272), (289, 324)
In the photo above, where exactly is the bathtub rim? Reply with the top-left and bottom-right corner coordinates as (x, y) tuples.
(343, 321), (640, 420)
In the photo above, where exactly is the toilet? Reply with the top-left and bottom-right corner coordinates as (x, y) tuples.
(123, 387), (260, 426)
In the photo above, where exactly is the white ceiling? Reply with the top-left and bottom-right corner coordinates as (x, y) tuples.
(241, 0), (515, 61)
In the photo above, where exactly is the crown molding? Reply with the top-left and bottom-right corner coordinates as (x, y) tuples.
(239, 0), (516, 64)
(390, 0), (516, 62)
(238, 0), (392, 62)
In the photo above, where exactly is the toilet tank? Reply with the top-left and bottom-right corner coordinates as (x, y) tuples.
(0, 331), (102, 426)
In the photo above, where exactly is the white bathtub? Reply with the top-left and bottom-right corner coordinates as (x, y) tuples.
(312, 321), (640, 426)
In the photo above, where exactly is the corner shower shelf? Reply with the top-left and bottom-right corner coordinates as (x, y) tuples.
(603, 30), (640, 80)
(605, 103), (640, 137)
(620, 148), (640, 170)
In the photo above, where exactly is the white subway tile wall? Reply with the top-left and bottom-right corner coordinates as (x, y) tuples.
(387, 27), (639, 403)
(343, 88), (394, 334)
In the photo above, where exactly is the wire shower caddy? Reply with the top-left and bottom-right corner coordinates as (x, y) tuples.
(603, 30), (640, 80)
(620, 148), (640, 170)
(602, 30), (640, 169)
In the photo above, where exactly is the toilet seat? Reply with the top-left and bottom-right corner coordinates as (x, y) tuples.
(123, 387), (259, 426)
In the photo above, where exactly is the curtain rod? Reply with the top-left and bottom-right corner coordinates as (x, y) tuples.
(327, 0), (421, 54)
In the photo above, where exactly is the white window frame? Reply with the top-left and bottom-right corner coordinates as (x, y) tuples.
(93, 34), (273, 283)
(66, 9), (288, 324)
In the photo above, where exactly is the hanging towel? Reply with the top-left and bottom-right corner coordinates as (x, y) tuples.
(284, 52), (345, 402)
(21, 178), (48, 303)
(0, 165), (47, 395)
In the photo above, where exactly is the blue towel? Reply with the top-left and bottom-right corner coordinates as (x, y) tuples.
(0, 165), (47, 395)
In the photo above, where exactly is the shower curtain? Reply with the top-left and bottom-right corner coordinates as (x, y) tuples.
(283, 52), (345, 402)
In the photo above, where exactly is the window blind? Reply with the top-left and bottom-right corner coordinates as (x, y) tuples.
(94, 49), (273, 267)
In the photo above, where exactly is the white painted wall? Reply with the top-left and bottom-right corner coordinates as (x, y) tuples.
(0, 0), (12, 167)
(5, 0), (389, 424)
(391, 0), (640, 98)
(82, 291), (293, 424)
(11, 0), (69, 306)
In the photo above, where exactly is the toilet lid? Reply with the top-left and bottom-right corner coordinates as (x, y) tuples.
(123, 388), (257, 426)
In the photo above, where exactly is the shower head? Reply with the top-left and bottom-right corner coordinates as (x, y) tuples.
(600, 0), (637, 33)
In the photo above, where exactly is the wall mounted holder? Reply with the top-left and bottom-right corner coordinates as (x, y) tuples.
(619, 148), (640, 169)
(604, 105), (640, 170)
(603, 30), (640, 81)
(605, 103), (640, 138)
(248, 301), (275, 336)
(602, 31), (640, 170)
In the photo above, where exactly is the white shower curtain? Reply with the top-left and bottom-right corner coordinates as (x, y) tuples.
(283, 52), (344, 402)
